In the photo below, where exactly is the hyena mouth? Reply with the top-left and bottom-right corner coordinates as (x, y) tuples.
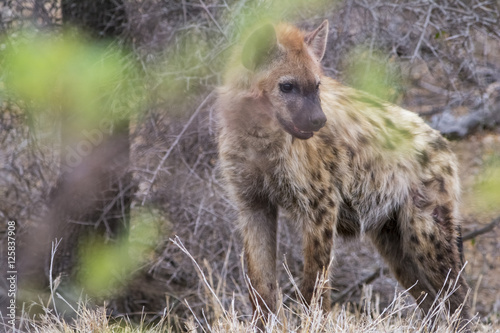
(277, 114), (314, 140)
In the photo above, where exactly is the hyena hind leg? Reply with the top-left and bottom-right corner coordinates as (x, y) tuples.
(368, 212), (471, 324)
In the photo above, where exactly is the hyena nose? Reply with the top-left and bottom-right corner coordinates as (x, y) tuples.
(310, 112), (327, 130)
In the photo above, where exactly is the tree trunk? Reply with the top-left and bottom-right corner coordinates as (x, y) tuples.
(18, 0), (133, 297)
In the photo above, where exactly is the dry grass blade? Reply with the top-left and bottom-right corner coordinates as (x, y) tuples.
(171, 235), (227, 319)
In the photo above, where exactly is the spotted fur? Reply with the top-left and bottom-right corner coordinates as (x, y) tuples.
(216, 20), (470, 325)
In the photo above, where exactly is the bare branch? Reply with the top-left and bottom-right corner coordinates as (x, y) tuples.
(199, 0), (229, 41)
(411, 4), (433, 62)
(463, 215), (500, 241)
(141, 91), (215, 205)
(332, 267), (390, 304)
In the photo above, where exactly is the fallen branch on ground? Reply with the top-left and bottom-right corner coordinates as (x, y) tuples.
(332, 267), (390, 304)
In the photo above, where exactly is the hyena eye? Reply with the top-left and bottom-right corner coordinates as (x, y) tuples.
(316, 82), (321, 91)
(280, 83), (294, 93)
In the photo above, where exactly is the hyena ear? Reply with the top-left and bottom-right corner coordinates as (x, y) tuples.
(304, 20), (329, 61)
(242, 24), (277, 71)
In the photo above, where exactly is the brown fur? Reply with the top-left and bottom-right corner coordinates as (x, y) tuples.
(216, 21), (470, 326)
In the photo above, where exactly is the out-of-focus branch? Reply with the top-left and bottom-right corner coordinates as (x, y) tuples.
(332, 267), (390, 304)
(463, 216), (500, 241)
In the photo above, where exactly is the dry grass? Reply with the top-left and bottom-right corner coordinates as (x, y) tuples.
(16, 240), (499, 333)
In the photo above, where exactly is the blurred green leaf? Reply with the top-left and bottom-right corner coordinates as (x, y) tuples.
(2, 31), (143, 132)
(473, 156), (500, 212)
(343, 46), (402, 103)
(78, 209), (161, 297)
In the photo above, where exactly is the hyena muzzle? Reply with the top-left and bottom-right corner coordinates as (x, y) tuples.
(216, 20), (471, 327)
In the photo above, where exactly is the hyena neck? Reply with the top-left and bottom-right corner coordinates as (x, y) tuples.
(320, 78), (426, 157)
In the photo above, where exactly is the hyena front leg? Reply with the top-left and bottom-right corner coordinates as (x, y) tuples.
(369, 207), (471, 325)
(301, 210), (336, 311)
(240, 201), (279, 316)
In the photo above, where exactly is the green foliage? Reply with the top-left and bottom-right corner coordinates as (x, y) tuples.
(343, 46), (403, 103)
(2, 31), (143, 131)
(229, 0), (334, 35)
(473, 155), (500, 213)
(78, 208), (161, 297)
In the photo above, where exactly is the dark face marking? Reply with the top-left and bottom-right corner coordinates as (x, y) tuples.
(277, 112), (314, 140)
(277, 79), (326, 139)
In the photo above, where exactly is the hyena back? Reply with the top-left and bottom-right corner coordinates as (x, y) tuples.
(216, 20), (470, 323)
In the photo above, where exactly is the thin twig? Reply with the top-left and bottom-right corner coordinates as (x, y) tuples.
(332, 267), (389, 303)
(95, 182), (135, 233)
(412, 4), (434, 62)
(171, 235), (227, 316)
(199, 0), (229, 41)
(141, 91), (214, 205)
(463, 215), (500, 241)
(49, 238), (62, 318)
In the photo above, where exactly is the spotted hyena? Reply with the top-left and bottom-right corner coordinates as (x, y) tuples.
(216, 20), (470, 325)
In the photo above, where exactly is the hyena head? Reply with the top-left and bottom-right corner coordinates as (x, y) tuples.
(239, 21), (329, 140)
